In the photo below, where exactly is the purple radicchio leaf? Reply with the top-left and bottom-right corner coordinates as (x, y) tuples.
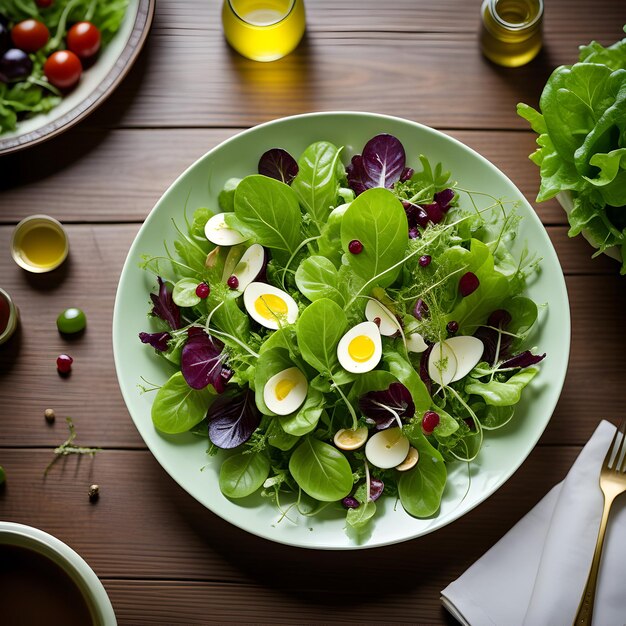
(361, 133), (406, 189)
(434, 188), (455, 210)
(258, 148), (299, 185)
(139, 331), (171, 352)
(207, 388), (261, 449)
(400, 167), (414, 182)
(500, 351), (546, 370)
(180, 330), (232, 392)
(403, 201), (429, 230)
(473, 309), (514, 365)
(346, 154), (370, 196)
(369, 477), (384, 501)
(150, 277), (181, 330)
(358, 382), (415, 430)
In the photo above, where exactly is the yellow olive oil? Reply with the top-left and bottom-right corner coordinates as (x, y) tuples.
(222, 0), (306, 62)
(480, 0), (543, 67)
(17, 223), (67, 269)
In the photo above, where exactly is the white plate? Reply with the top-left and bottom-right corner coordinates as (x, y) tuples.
(113, 112), (570, 549)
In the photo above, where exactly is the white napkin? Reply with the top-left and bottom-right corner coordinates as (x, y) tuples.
(441, 420), (626, 626)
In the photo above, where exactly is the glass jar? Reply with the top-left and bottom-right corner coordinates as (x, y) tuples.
(480, 0), (543, 67)
(0, 288), (19, 345)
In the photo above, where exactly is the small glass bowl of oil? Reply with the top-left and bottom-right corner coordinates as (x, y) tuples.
(222, 0), (306, 62)
(0, 287), (19, 345)
(11, 215), (69, 273)
(480, 0), (543, 67)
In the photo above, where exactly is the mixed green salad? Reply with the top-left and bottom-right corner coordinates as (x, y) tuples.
(518, 25), (626, 272)
(139, 133), (545, 534)
(0, 0), (128, 134)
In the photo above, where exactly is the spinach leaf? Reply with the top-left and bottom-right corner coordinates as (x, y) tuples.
(292, 141), (342, 225)
(340, 188), (408, 288)
(266, 418), (299, 451)
(289, 437), (353, 501)
(151, 372), (216, 434)
(295, 256), (345, 305)
(474, 403), (515, 430)
(218, 178), (241, 212)
(280, 389), (325, 436)
(172, 278), (202, 307)
(398, 424), (447, 517)
(346, 501), (377, 530)
(219, 451), (271, 498)
(465, 367), (539, 406)
(234, 175), (302, 255)
(296, 299), (348, 374)
(317, 202), (349, 266)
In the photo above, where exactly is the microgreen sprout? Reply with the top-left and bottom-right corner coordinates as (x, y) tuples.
(44, 418), (101, 476)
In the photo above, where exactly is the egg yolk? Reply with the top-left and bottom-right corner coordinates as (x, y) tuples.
(255, 294), (288, 320)
(274, 378), (296, 401)
(348, 335), (375, 362)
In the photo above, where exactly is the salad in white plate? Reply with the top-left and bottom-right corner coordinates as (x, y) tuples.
(138, 133), (545, 535)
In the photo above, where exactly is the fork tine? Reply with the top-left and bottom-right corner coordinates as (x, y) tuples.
(603, 422), (622, 469)
(617, 421), (626, 472)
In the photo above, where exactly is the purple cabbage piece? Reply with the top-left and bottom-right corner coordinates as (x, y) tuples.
(138, 331), (171, 352)
(207, 388), (261, 449)
(400, 167), (414, 182)
(434, 188), (455, 210)
(359, 382), (415, 430)
(150, 277), (181, 330)
(180, 330), (231, 392)
(369, 477), (384, 502)
(412, 298), (429, 320)
(346, 154), (370, 196)
(500, 351), (546, 370)
(258, 148), (299, 185)
(474, 309), (514, 365)
(362, 134), (406, 188)
(342, 496), (360, 509)
(403, 201), (429, 229)
(421, 202), (444, 224)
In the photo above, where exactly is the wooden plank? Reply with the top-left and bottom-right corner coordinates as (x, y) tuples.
(86, 29), (597, 130)
(0, 446), (580, 589)
(158, 0), (623, 37)
(0, 223), (621, 447)
(0, 128), (564, 224)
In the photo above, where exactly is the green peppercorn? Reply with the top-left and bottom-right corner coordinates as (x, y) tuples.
(56, 308), (87, 334)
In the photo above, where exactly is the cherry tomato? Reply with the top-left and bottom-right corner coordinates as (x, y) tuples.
(67, 21), (101, 60)
(44, 50), (82, 89)
(36, 0), (54, 7)
(11, 19), (49, 53)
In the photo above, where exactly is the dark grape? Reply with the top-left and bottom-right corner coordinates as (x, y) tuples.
(0, 48), (33, 82)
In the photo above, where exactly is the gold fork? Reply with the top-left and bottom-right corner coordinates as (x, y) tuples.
(574, 421), (626, 625)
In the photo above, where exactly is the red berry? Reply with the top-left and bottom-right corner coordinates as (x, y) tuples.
(36, 0), (54, 6)
(373, 317), (381, 327)
(227, 275), (239, 289)
(419, 254), (431, 267)
(446, 320), (459, 334)
(422, 410), (440, 434)
(56, 354), (73, 374)
(195, 282), (210, 299)
(459, 271), (480, 297)
(348, 240), (363, 254)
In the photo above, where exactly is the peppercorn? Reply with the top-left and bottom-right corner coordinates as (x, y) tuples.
(44, 408), (55, 423)
(88, 484), (99, 502)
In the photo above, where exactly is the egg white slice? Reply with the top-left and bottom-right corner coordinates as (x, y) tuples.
(447, 336), (485, 382)
(231, 244), (266, 292)
(365, 428), (410, 469)
(365, 300), (398, 337)
(204, 212), (248, 246)
(337, 321), (382, 374)
(263, 367), (308, 416)
(406, 332), (428, 353)
(243, 282), (298, 330)
(428, 340), (458, 387)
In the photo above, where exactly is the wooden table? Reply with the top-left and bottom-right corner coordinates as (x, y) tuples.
(1, 1), (624, 623)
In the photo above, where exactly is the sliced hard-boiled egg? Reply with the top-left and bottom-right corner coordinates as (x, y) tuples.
(395, 446), (419, 471)
(428, 336), (485, 386)
(428, 340), (458, 387)
(230, 244), (266, 292)
(263, 367), (308, 415)
(365, 299), (398, 337)
(447, 336), (485, 382)
(337, 321), (382, 374)
(334, 427), (368, 451)
(365, 427), (410, 469)
(204, 212), (248, 246)
(243, 282), (298, 330)
(406, 332), (428, 353)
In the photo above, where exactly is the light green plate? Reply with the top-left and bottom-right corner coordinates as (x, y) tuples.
(113, 112), (570, 549)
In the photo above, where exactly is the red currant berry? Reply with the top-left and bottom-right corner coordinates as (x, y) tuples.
(422, 410), (440, 434)
(56, 354), (73, 374)
(227, 275), (239, 289)
(195, 282), (210, 299)
(446, 320), (459, 334)
(348, 240), (363, 254)
(419, 254), (431, 267)
(459, 271), (480, 297)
